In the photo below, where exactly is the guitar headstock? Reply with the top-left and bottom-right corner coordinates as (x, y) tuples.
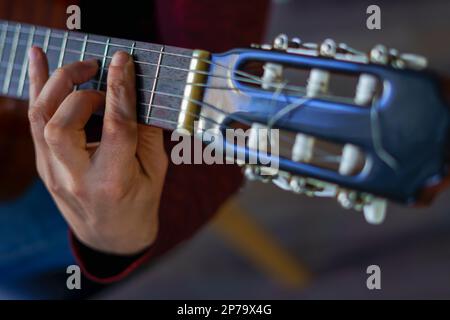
(196, 35), (450, 224)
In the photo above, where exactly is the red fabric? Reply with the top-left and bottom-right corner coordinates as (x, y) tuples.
(71, 0), (269, 283)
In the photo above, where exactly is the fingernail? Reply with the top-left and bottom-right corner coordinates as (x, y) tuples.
(111, 51), (130, 67)
(29, 46), (39, 62)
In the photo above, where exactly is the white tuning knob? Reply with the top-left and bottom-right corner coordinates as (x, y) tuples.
(354, 74), (378, 106)
(339, 144), (364, 176)
(307, 69), (330, 97)
(399, 53), (428, 70)
(292, 133), (315, 163)
(262, 63), (283, 90)
(248, 123), (277, 156)
(363, 198), (387, 224)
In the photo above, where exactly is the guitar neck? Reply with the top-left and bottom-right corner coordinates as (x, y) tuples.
(0, 20), (196, 131)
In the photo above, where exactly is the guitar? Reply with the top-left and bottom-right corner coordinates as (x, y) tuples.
(1, 20), (449, 224)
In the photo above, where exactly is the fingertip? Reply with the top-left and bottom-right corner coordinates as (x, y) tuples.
(29, 46), (41, 61)
(111, 51), (131, 67)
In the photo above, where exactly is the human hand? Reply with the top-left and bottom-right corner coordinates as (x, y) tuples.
(28, 48), (168, 255)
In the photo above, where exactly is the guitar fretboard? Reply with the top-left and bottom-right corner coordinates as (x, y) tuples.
(0, 20), (196, 130)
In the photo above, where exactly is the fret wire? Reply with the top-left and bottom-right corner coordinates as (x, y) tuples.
(7, 71), (241, 96)
(129, 41), (135, 56)
(17, 26), (35, 97)
(0, 22), (8, 66)
(80, 34), (88, 61)
(1, 38), (224, 82)
(2, 23), (21, 95)
(0, 23), (193, 60)
(74, 34), (88, 91)
(1, 37), (230, 81)
(147, 45), (164, 119)
(97, 38), (110, 91)
(42, 28), (51, 53)
(0, 22), (263, 86)
(6, 76), (250, 133)
(57, 31), (68, 68)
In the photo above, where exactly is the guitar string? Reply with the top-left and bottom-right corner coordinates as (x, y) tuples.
(0, 24), (348, 164)
(0, 25), (265, 89)
(1, 24), (397, 171)
(5, 76), (341, 164)
(0, 31), (357, 105)
(0, 25), (352, 165)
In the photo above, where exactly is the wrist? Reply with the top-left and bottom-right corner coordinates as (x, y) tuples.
(73, 213), (159, 256)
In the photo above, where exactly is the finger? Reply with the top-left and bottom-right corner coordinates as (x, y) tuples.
(45, 90), (105, 171)
(28, 46), (49, 106)
(98, 51), (137, 164)
(28, 58), (98, 178)
(32, 59), (98, 123)
(28, 47), (51, 179)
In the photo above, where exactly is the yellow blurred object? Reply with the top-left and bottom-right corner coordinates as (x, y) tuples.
(212, 199), (312, 288)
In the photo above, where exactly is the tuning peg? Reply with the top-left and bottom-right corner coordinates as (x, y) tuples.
(320, 39), (337, 57)
(370, 44), (389, 65)
(244, 165), (258, 181)
(292, 133), (315, 163)
(363, 197), (387, 224)
(290, 37), (302, 48)
(337, 190), (357, 209)
(354, 73), (378, 106)
(273, 34), (289, 50)
(289, 176), (307, 194)
(399, 53), (428, 70)
(244, 165), (273, 183)
(339, 144), (365, 176)
(262, 63), (283, 90)
(306, 69), (330, 97)
(271, 171), (292, 191)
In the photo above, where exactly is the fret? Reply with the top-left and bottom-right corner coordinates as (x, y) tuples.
(0, 22), (8, 91)
(79, 34), (88, 61)
(42, 28), (51, 53)
(17, 26), (35, 97)
(0, 22), (7, 64)
(57, 31), (68, 68)
(97, 38), (110, 90)
(0, 20), (194, 131)
(147, 45), (164, 119)
(130, 41), (135, 56)
(2, 23), (21, 95)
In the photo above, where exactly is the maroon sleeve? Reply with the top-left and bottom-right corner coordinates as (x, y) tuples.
(70, 0), (269, 283)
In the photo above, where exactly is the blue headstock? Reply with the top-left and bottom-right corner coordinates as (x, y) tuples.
(200, 35), (450, 223)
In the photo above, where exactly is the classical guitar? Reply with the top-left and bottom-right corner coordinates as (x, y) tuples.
(1, 20), (449, 224)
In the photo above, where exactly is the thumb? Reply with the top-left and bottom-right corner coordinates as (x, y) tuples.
(136, 124), (168, 179)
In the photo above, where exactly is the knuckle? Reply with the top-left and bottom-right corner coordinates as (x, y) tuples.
(28, 107), (43, 124)
(45, 176), (62, 195)
(67, 181), (85, 199)
(44, 122), (66, 147)
(53, 67), (72, 88)
(108, 77), (127, 98)
(98, 179), (128, 201)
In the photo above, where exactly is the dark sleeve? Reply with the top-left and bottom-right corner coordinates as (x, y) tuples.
(70, 133), (243, 283)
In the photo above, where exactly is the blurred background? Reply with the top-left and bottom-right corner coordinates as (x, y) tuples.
(1, 0), (450, 299)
